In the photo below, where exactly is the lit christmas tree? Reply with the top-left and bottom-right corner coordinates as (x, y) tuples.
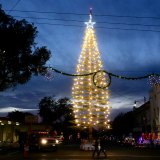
(72, 9), (111, 137)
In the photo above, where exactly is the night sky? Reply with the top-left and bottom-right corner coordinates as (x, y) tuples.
(0, 0), (160, 120)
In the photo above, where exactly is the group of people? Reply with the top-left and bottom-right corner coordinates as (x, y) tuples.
(92, 137), (107, 158)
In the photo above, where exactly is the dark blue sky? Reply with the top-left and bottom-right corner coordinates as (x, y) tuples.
(0, 0), (160, 119)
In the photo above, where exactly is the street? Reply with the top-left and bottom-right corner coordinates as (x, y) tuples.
(1, 143), (160, 160)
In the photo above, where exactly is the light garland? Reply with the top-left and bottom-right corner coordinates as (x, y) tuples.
(44, 67), (160, 88)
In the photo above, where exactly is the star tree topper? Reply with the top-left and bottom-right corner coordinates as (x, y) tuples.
(85, 8), (96, 28)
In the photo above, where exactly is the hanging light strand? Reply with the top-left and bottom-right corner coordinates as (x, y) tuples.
(44, 67), (160, 88)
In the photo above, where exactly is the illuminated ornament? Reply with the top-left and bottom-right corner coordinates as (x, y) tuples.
(93, 70), (111, 88)
(149, 75), (160, 86)
(45, 68), (54, 80)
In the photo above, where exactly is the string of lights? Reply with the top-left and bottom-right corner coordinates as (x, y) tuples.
(45, 67), (160, 89)
(71, 12), (111, 131)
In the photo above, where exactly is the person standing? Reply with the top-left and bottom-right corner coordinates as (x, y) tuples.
(92, 138), (100, 158)
(98, 137), (107, 158)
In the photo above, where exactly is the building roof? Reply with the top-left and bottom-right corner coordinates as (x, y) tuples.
(133, 101), (150, 114)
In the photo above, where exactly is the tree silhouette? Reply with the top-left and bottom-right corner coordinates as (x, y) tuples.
(38, 96), (56, 124)
(112, 111), (134, 138)
(0, 6), (51, 91)
(38, 97), (74, 134)
(7, 110), (33, 123)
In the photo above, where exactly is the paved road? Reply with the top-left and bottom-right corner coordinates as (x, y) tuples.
(1, 143), (160, 160)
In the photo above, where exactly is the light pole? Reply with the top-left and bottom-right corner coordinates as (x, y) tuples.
(133, 97), (147, 108)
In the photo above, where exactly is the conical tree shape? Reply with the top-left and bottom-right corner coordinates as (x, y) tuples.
(72, 12), (111, 134)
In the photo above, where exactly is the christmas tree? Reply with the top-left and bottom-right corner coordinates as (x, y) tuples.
(72, 10), (111, 137)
